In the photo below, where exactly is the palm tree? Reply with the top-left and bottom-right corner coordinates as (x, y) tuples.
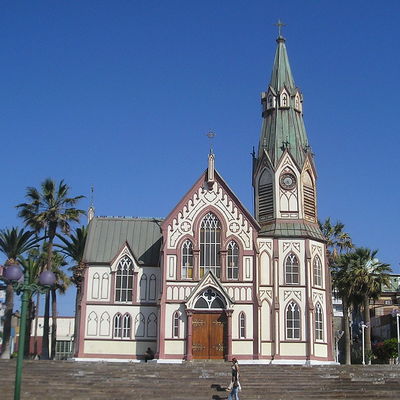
(49, 252), (70, 359)
(0, 228), (40, 359)
(56, 226), (87, 356)
(346, 248), (391, 358)
(16, 179), (84, 359)
(319, 218), (353, 264)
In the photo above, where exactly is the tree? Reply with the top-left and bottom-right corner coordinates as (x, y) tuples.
(49, 252), (70, 359)
(346, 248), (391, 358)
(0, 228), (40, 359)
(319, 217), (353, 264)
(56, 226), (87, 356)
(16, 179), (84, 359)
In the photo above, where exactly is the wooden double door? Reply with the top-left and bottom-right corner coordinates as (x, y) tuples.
(192, 312), (227, 359)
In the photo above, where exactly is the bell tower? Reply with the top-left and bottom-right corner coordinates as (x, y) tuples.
(253, 33), (321, 238)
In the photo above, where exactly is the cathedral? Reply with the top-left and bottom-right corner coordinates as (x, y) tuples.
(77, 34), (335, 364)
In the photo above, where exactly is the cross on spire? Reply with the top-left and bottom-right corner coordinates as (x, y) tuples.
(206, 131), (216, 154)
(274, 19), (286, 37)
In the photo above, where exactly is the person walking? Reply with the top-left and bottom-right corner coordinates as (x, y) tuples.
(228, 357), (240, 400)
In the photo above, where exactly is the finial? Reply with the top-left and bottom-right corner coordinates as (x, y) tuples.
(206, 131), (216, 154)
(274, 19), (286, 38)
(90, 185), (94, 208)
(88, 185), (95, 223)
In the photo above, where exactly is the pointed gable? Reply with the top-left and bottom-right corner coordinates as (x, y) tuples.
(162, 168), (259, 251)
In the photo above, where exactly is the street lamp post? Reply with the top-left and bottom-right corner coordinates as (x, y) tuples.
(3, 264), (56, 400)
(360, 322), (369, 366)
(391, 309), (400, 364)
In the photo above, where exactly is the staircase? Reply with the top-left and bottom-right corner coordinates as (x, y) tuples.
(0, 360), (400, 399)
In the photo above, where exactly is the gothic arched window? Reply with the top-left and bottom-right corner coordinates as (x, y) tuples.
(115, 255), (134, 302)
(182, 240), (194, 279)
(147, 313), (157, 337)
(122, 314), (131, 339)
(172, 311), (180, 338)
(285, 253), (300, 284)
(286, 301), (300, 339)
(135, 313), (145, 337)
(239, 312), (246, 339)
(92, 273), (100, 299)
(281, 93), (288, 107)
(140, 274), (147, 301)
(113, 313), (122, 338)
(194, 288), (226, 309)
(227, 241), (239, 280)
(315, 303), (323, 341)
(99, 312), (110, 336)
(149, 274), (157, 300)
(101, 273), (109, 299)
(87, 312), (98, 336)
(313, 255), (322, 287)
(200, 212), (221, 278)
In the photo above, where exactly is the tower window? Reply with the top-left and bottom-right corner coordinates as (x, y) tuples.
(227, 241), (239, 280)
(200, 212), (221, 278)
(172, 311), (180, 338)
(303, 171), (316, 219)
(315, 303), (323, 341)
(239, 312), (246, 339)
(258, 169), (274, 221)
(286, 301), (300, 339)
(313, 255), (322, 287)
(285, 253), (300, 285)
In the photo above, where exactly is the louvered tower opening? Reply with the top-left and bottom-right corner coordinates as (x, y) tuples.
(258, 169), (274, 221)
(303, 171), (316, 219)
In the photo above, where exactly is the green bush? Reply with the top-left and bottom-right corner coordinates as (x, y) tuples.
(373, 339), (398, 362)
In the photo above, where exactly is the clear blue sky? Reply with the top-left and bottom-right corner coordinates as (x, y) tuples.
(2, 1), (400, 315)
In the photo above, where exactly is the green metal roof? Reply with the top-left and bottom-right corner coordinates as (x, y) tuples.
(259, 221), (325, 241)
(258, 36), (309, 167)
(83, 217), (163, 266)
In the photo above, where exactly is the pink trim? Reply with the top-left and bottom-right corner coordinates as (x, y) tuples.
(185, 310), (193, 360)
(77, 266), (90, 357)
(226, 310), (233, 360)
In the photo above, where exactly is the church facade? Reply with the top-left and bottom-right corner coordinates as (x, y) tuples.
(77, 35), (335, 364)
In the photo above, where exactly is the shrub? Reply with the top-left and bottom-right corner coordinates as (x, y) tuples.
(373, 338), (398, 362)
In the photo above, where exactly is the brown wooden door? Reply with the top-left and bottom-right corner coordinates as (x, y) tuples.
(192, 313), (226, 359)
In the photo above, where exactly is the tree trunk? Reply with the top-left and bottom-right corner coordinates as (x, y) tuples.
(0, 283), (14, 359)
(51, 288), (57, 359)
(73, 262), (86, 357)
(41, 228), (55, 360)
(41, 291), (51, 359)
(343, 298), (351, 365)
(364, 295), (372, 362)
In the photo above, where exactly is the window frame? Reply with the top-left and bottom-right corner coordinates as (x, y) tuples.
(181, 239), (194, 279)
(239, 312), (246, 339)
(199, 212), (221, 278)
(227, 241), (239, 280)
(313, 255), (323, 287)
(315, 303), (323, 341)
(285, 253), (300, 285)
(115, 255), (134, 303)
(286, 301), (301, 340)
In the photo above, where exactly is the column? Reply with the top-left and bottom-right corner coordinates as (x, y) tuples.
(226, 309), (233, 360)
(193, 250), (200, 281)
(186, 310), (193, 361)
(220, 250), (227, 281)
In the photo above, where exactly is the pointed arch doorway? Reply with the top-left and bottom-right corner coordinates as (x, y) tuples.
(190, 288), (229, 360)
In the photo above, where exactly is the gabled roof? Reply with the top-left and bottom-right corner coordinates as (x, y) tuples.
(83, 217), (163, 266)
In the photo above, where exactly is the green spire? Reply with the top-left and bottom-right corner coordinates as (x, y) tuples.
(258, 36), (310, 168)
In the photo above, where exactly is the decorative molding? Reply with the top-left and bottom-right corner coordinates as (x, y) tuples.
(312, 292), (324, 304)
(167, 182), (253, 250)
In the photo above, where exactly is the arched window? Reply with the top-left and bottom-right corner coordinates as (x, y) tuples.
(172, 311), (180, 338)
(92, 273), (100, 299)
(147, 313), (157, 337)
(313, 255), (322, 287)
(194, 288), (225, 309)
(135, 313), (145, 337)
(286, 301), (300, 339)
(149, 274), (156, 300)
(140, 274), (147, 301)
(87, 312), (98, 336)
(99, 312), (110, 336)
(227, 241), (239, 280)
(258, 169), (274, 221)
(315, 303), (323, 341)
(285, 253), (299, 284)
(115, 256), (134, 302)
(113, 313), (122, 338)
(101, 273), (109, 299)
(123, 314), (131, 339)
(281, 93), (288, 107)
(200, 212), (221, 278)
(182, 240), (193, 279)
(239, 312), (246, 339)
(303, 171), (316, 219)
